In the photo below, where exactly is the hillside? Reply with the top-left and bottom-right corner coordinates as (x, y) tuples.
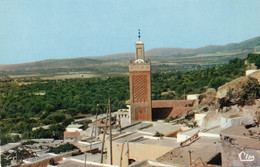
(1, 36), (260, 74)
(192, 70), (260, 128)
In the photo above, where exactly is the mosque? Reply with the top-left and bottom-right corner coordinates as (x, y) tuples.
(129, 31), (195, 123)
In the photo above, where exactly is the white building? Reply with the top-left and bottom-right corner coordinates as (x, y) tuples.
(66, 124), (83, 132)
(246, 70), (258, 76)
(116, 108), (130, 128)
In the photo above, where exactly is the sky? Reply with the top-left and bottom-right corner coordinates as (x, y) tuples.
(0, 0), (260, 64)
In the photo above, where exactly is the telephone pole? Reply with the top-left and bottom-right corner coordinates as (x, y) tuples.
(189, 150), (193, 167)
(100, 102), (109, 164)
(109, 98), (113, 165)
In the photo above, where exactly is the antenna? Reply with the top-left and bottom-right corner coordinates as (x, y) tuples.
(138, 29), (141, 41)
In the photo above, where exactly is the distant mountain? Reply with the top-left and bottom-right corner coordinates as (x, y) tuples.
(1, 36), (260, 74)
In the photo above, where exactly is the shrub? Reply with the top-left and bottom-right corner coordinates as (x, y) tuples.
(48, 143), (78, 154)
(241, 77), (260, 105)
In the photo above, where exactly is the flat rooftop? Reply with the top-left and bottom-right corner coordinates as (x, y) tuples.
(67, 124), (83, 128)
(114, 132), (144, 144)
(157, 137), (222, 166)
(113, 131), (180, 148)
(24, 153), (56, 163)
(133, 136), (179, 148)
(178, 127), (200, 136)
(129, 160), (173, 167)
(221, 126), (260, 149)
(66, 153), (101, 163)
(57, 159), (115, 167)
(57, 156), (116, 167)
(139, 122), (185, 135)
(0, 143), (21, 153)
(121, 122), (152, 133)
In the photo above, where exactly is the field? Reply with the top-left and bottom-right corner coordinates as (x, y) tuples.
(9, 72), (100, 80)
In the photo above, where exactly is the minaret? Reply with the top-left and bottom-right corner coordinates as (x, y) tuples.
(129, 30), (152, 123)
(135, 30), (145, 60)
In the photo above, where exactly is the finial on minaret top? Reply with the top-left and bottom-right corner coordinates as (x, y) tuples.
(138, 29), (141, 41)
(135, 29), (145, 60)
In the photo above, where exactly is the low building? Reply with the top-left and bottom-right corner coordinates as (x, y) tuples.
(187, 94), (200, 100)
(129, 160), (173, 167)
(105, 122), (187, 166)
(64, 124), (83, 140)
(32, 125), (52, 131)
(116, 109), (131, 128)
(246, 69), (258, 76)
(157, 137), (222, 166)
(152, 100), (194, 120)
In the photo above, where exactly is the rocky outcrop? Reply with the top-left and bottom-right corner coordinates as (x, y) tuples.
(216, 76), (249, 99)
(193, 88), (218, 113)
(192, 70), (260, 128)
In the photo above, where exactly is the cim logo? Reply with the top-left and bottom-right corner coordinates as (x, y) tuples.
(238, 151), (255, 162)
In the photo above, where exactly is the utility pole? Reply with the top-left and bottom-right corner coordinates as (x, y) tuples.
(188, 150), (193, 167)
(100, 102), (109, 164)
(109, 98), (113, 165)
(90, 108), (98, 153)
(90, 125), (94, 153)
(84, 152), (87, 167)
(16, 150), (18, 164)
(184, 88), (186, 100)
(119, 113), (121, 133)
(95, 105), (98, 137)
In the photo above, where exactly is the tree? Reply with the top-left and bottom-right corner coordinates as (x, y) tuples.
(255, 56), (260, 68)
(241, 77), (260, 105)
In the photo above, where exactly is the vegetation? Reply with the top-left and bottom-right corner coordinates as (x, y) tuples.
(1, 147), (37, 167)
(1, 54), (259, 144)
(30, 124), (66, 140)
(49, 158), (55, 165)
(242, 77), (260, 105)
(152, 58), (246, 100)
(48, 143), (78, 154)
(247, 52), (260, 68)
(154, 131), (164, 137)
(1, 134), (21, 146)
(21, 140), (39, 145)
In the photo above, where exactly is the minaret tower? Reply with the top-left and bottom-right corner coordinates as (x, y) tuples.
(129, 30), (152, 123)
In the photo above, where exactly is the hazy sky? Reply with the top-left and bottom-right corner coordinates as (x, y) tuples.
(0, 0), (260, 64)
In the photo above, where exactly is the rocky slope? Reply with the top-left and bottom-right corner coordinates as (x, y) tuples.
(192, 70), (260, 128)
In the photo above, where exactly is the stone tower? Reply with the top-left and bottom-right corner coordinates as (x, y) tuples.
(129, 31), (152, 123)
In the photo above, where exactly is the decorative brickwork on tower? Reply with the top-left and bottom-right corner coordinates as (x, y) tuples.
(132, 75), (148, 102)
(129, 39), (152, 123)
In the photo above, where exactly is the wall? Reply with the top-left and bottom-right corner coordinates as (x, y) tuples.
(152, 100), (194, 120)
(116, 113), (130, 128)
(66, 128), (83, 132)
(107, 140), (173, 167)
(63, 131), (80, 139)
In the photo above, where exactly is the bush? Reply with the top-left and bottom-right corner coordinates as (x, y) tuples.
(48, 143), (78, 154)
(241, 77), (260, 105)
(22, 140), (39, 145)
